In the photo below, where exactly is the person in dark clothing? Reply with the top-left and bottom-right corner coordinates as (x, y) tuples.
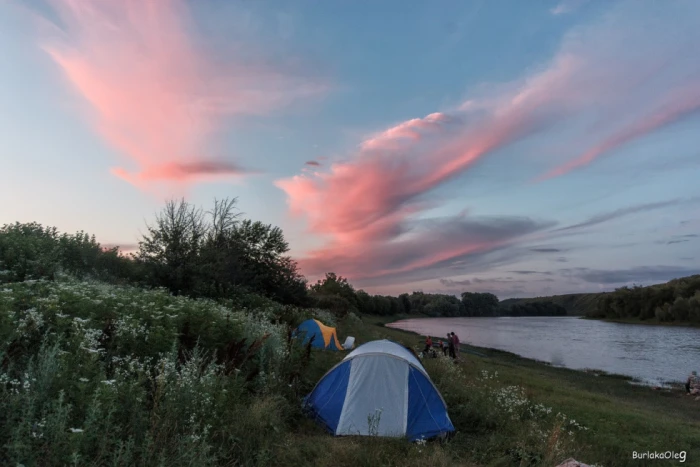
(447, 333), (455, 359)
(451, 332), (460, 361)
(687, 371), (699, 394)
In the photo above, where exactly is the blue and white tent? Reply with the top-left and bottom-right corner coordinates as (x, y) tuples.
(303, 339), (455, 440)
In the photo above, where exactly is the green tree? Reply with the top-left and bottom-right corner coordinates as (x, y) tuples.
(136, 199), (206, 295)
(309, 273), (358, 311)
(688, 292), (700, 323)
(670, 297), (690, 322)
(136, 198), (308, 304)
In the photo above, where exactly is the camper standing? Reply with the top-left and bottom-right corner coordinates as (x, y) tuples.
(687, 371), (699, 395)
(452, 332), (460, 360)
(447, 333), (455, 359)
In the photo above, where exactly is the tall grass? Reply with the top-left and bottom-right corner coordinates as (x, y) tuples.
(0, 275), (319, 466)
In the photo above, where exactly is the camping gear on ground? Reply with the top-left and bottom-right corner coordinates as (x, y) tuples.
(303, 339), (455, 440)
(294, 319), (343, 351)
(342, 336), (355, 350)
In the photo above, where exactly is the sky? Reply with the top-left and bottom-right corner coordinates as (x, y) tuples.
(1, 0), (699, 299)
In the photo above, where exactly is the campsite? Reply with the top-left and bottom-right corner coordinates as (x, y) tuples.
(4, 0), (700, 465)
(3, 262), (699, 466)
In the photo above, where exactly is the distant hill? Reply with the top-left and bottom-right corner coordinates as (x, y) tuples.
(499, 292), (607, 316)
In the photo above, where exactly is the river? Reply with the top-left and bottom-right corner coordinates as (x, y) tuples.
(386, 316), (700, 386)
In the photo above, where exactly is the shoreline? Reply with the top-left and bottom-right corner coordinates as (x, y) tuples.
(380, 314), (689, 387)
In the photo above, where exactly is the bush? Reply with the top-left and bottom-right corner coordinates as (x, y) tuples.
(0, 222), (137, 285)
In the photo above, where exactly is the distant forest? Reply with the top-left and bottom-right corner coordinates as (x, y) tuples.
(589, 275), (700, 323)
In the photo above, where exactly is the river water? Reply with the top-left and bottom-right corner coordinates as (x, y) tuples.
(386, 316), (700, 386)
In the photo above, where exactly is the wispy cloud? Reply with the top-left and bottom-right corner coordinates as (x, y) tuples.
(530, 247), (562, 253)
(510, 270), (554, 276)
(551, 0), (588, 16)
(656, 233), (698, 245)
(574, 266), (700, 284)
(111, 160), (253, 185)
(540, 85), (700, 180)
(666, 240), (689, 245)
(304, 160), (321, 167)
(439, 278), (472, 287)
(35, 0), (325, 190)
(554, 198), (693, 232)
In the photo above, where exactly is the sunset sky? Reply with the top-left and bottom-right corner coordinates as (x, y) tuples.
(2, 0), (699, 299)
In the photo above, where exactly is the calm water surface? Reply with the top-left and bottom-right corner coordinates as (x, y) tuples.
(386, 316), (700, 386)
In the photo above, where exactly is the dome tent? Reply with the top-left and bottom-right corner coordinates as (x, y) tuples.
(303, 339), (454, 440)
(294, 319), (343, 351)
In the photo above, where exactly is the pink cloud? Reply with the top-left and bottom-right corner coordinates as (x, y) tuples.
(36, 0), (324, 189)
(360, 112), (452, 151)
(275, 54), (582, 281)
(110, 160), (252, 188)
(538, 85), (700, 180)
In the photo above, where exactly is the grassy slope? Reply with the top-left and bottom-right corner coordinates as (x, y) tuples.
(499, 293), (605, 316)
(279, 315), (700, 467)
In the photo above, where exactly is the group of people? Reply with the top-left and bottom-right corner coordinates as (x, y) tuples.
(422, 332), (461, 360)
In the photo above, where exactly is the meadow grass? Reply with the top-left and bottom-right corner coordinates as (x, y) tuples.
(2, 278), (699, 466)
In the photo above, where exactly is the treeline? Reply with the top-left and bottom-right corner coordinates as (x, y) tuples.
(500, 293), (602, 316)
(589, 275), (700, 323)
(0, 198), (309, 306)
(0, 222), (133, 283)
(309, 273), (568, 317)
(503, 301), (567, 317)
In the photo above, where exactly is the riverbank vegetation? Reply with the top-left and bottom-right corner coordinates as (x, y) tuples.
(588, 276), (700, 324)
(502, 276), (700, 325)
(2, 199), (699, 466)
